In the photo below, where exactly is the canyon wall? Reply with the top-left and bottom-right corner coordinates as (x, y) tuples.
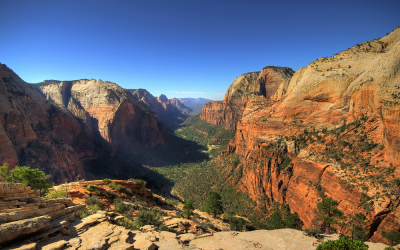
(206, 27), (400, 243)
(0, 68), (165, 183)
(201, 67), (294, 130)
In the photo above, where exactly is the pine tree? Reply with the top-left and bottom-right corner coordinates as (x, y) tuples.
(204, 191), (223, 218)
(182, 197), (195, 219)
(316, 197), (345, 234)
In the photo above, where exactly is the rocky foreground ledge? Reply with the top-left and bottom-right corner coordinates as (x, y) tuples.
(0, 182), (392, 250)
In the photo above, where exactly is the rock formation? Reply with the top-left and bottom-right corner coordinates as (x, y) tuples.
(169, 98), (193, 115)
(37, 80), (165, 156)
(201, 66), (294, 130)
(200, 26), (400, 244)
(0, 65), (90, 182)
(0, 68), (167, 182)
(0, 183), (84, 246)
(129, 89), (188, 130)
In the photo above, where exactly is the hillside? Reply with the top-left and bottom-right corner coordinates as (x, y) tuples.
(168, 26), (400, 245)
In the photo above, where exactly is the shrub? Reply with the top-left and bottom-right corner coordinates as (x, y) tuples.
(118, 217), (136, 230)
(108, 182), (118, 190)
(85, 196), (103, 207)
(134, 209), (162, 228)
(102, 178), (111, 184)
(159, 224), (169, 231)
(114, 199), (133, 218)
(316, 236), (369, 250)
(304, 227), (324, 239)
(166, 199), (178, 206)
(46, 188), (67, 199)
(76, 209), (91, 219)
(136, 179), (146, 187)
(89, 204), (100, 213)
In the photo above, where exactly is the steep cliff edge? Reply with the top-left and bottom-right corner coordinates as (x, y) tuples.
(37, 80), (165, 156)
(201, 67), (294, 130)
(0, 64), (89, 182)
(201, 27), (400, 243)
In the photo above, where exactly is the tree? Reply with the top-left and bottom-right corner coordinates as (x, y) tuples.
(267, 209), (285, 230)
(182, 197), (195, 219)
(204, 191), (223, 218)
(316, 197), (345, 234)
(382, 229), (400, 246)
(351, 212), (369, 241)
(0, 164), (53, 197)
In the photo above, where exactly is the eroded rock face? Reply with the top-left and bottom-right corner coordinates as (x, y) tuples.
(203, 27), (400, 242)
(200, 67), (294, 130)
(39, 80), (165, 156)
(0, 65), (88, 182)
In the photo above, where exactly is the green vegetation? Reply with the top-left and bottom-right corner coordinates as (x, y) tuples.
(133, 208), (163, 228)
(316, 197), (345, 234)
(135, 179), (146, 187)
(204, 191), (224, 218)
(182, 197), (195, 219)
(0, 164), (53, 197)
(114, 198), (133, 218)
(84, 196), (103, 213)
(102, 178), (111, 184)
(175, 114), (235, 158)
(382, 229), (400, 247)
(266, 204), (303, 230)
(45, 188), (67, 199)
(316, 236), (369, 250)
(351, 213), (369, 242)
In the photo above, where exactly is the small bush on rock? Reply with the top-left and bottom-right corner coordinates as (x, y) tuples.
(134, 209), (162, 228)
(46, 188), (67, 199)
(316, 237), (369, 250)
(114, 199), (133, 218)
(85, 196), (103, 207)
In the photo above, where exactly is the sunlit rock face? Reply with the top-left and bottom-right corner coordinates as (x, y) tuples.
(0, 65), (165, 183)
(206, 27), (400, 243)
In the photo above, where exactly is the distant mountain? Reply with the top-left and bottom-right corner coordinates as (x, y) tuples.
(176, 97), (214, 114)
(128, 89), (188, 130)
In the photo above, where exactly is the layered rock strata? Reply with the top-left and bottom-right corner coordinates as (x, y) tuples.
(0, 183), (84, 246)
(201, 66), (294, 130)
(202, 27), (400, 244)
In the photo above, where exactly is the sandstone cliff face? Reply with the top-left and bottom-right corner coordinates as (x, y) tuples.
(0, 64), (88, 182)
(129, 89), (188, 130)
(38, 80), (165, 156)
(201, 67), (294, 130)
(208, 27), (400, 243)
(0, 66), (166, 183)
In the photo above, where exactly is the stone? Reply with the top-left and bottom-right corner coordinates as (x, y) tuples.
(140, 225), (157, 232)
(2, 242), (37, 250)
(0, 204), (65, 224)
(179, 233), (195, 243)
(0, 215), (51, 244)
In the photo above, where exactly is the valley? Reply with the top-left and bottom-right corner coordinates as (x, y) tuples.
(1, 26), (400, 248)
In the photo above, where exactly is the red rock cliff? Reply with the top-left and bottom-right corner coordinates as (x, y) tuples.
(201, 67), (294, 130)
(210, 27), (400, 243)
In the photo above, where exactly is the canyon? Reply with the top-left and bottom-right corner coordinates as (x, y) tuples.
(199, 26), (400, 244)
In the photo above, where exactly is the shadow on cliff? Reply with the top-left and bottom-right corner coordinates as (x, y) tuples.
(84, 131), (209, 195)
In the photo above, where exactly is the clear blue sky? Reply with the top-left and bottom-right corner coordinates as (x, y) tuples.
(1, 0), (399, 100)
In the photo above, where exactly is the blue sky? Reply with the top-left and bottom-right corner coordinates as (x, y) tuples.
(1, 0), (399, 100)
